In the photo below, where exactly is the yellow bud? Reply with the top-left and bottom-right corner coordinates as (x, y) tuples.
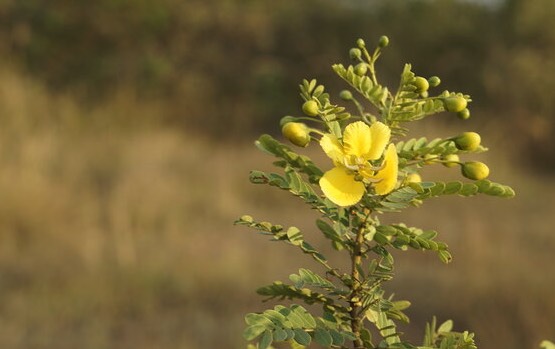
(281, 122), (311, 147)
(354, 63), (368, 76)
(302, 100), (319, 116)
(457, 108), (471, 120)
(442, 154), (460, 168)
(443, 96), (468, 113)
(413, 76), (429, 93)
(453, 132), (481, 151)
(406, 173), (422, 183)
(461, 161), (490, 180)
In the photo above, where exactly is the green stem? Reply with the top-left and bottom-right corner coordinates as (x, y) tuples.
(350, 209), (370, 348)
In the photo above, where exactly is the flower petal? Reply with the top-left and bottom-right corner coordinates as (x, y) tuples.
(320, 134), (344, 165)
(319, 167), (365, 207)
(366, 121), (391, 160)
(373, 144), (399, 195)
(343, 121), (372, 158)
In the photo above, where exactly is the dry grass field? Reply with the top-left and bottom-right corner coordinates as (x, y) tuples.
(0, 68), (553, 349)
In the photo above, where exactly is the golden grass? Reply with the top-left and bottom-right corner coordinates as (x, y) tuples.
(0, 68), (553, 348)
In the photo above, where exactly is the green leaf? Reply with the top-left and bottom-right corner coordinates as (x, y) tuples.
(437, 319), (453, 333)
(246, 313), (275, 327)
(316, 219), (343, 245)
(244, 325), (267, 341)
(438, 250), (452, 264)
(286, 227), (303, 246)
(443, 181), (462, 195)
(329, 329), (345, 346)
(314, 328), (333, 347)
(291, 304), (317, 328)
(273, 327), (288, 342)
(259, 330), (273, 349)
(293, 329), (312, 346)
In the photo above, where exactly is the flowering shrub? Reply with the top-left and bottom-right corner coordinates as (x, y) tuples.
(236, 36), (517, 349)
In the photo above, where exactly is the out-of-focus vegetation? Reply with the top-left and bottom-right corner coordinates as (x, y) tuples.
(0, 0), (553, 348)
(1, 0), (554, 171)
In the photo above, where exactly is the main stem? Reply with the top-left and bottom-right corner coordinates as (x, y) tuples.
(350, 210), (369, 349)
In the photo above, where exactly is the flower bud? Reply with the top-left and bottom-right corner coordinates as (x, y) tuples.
(302, 100), (319, 117)
(413, 76), (429, 93)
(339, 90), (353, 101)
(356, 38), (366, 48)
(349, 48), (362, 60)
(428, 76), (441, 87)
(461, 161), (490, 180)
(443, 96), (468, 113)
(453, 132), (481, 151)
(281, 122), (311, 147)
(354, 63), (368, 76)
(406, 173), (422, 183)
(457, 108), (470, 120)
(378, 35), (389, 48)
(441, 154), (460, 168)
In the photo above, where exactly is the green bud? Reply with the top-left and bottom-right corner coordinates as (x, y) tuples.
(356, 38), (365, 48)
(349, 48), (362, 60)
(428, 76), (441, 87)
(442, 154), (460, 168)
(339, 90), (353, 101)
(420, 91), (429, 98)
(457, 108), (471, 120)
(302, 100), (319, 117)
(453, 132), (481, 151)
(461, 161), (490, 180)
(354, 63), (368, 76)
(413, 76), (429, 93)
(443, 96), (468, 113)
(378, 35), (389, 48)
(282, 122), (311, 147)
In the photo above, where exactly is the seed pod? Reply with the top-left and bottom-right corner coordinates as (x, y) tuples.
(453, 132), (481, 151)
(302, 100), (319, 117)
(461, 161), (490, 180)
(281, 122), (311, 147)
(443, 96), (468, 113)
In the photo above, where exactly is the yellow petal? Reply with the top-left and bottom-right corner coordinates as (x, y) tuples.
(373, 144), (398, 195)
(343, 121), (372, 158)
(366, 121), (391, 160)
(319, 167), (365, 207)
(320, 134), (344, 165)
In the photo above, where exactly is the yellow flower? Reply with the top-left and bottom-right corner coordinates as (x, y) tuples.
(319, 121), (398, 206)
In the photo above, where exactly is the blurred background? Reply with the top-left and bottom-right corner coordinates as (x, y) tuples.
(0, 0), (553, 348)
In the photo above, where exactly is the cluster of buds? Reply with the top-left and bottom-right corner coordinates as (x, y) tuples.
(279, 35), (493, 202)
